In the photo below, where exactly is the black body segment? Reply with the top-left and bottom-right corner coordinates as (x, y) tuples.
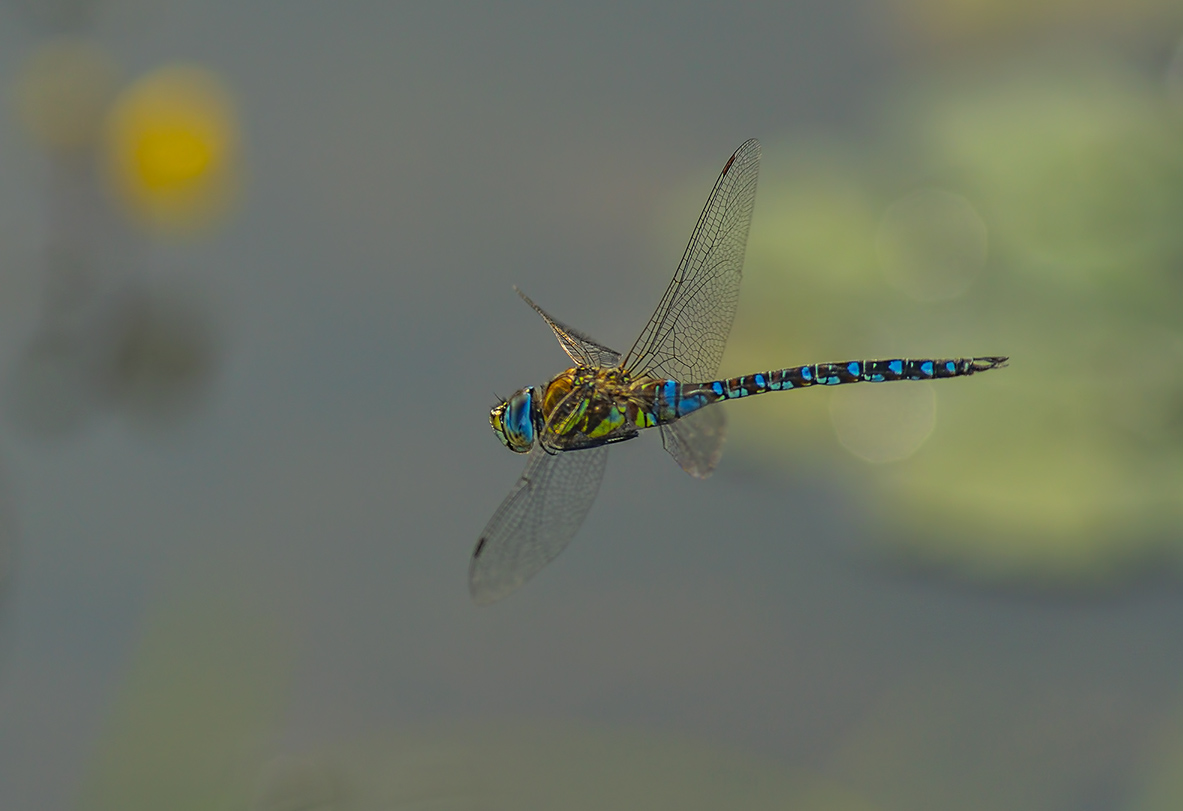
(661, 356), (1009, 420)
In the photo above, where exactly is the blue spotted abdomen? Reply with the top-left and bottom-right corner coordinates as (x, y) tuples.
(651, 356), (1008, 422)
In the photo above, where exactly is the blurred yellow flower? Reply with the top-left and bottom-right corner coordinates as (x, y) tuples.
(13, 37), (118, 152)
(104, 64), (240, 234)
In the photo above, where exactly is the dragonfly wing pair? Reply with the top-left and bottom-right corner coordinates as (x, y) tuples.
(469, 291), (621, 605)
(471, 139), (762, 604)
(627, 138), (761, 476)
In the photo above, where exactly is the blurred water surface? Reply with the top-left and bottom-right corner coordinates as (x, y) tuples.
(1, 2), (1183, 810)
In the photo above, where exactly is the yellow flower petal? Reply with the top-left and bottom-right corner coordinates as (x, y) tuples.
(104, 64), (240, 234)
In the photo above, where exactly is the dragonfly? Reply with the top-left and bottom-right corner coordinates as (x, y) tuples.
(471, 139), (1006, 604)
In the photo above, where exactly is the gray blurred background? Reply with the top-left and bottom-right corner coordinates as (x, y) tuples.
(3, 1), (1183, 809)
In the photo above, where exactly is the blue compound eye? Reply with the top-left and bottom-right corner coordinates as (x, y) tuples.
(489, 388), (535, 453)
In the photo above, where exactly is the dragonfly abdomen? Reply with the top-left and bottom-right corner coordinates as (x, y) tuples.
(654, 356), (1008, 421)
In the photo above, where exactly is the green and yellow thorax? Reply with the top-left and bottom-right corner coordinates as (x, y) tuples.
(540, 366), (664, 449)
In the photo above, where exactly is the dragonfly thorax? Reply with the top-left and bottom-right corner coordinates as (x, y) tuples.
(490, 386), (538, 453)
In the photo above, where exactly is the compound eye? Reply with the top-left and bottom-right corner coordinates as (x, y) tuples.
(490, 388), (535, 453)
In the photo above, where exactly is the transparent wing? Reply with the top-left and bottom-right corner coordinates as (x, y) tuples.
(517, 288), (621, 369)
(620, 138), (761, 383)
(622, 140), (760, 477)
(469, 445), (609, 605)
(658, 406), (726, 478)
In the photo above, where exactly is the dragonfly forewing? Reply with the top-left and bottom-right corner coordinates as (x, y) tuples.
(469, 444), (609, 605)
(517, 288), (621, 369)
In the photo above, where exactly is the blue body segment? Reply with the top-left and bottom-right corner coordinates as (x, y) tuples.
(654, 379), (680, 421)
(653, 356), (1008, 420)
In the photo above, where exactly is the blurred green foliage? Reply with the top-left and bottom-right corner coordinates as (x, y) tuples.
(1131, 695), (1183, 811)
(77, 590), (288, 811)
(252, 723), (861, 811)
(723, 51), (1183, 588)
(887, 0), (1183, 52)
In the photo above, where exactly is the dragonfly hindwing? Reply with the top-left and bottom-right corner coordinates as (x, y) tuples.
(660, 405), (726, 478)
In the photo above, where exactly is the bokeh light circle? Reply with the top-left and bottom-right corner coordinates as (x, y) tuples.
(829, 381), (936, 463)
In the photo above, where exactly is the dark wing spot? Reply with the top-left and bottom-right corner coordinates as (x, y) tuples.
(473, 537), (487, 558)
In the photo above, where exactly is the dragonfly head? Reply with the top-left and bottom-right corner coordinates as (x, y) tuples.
(490, 386), (537, 453)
